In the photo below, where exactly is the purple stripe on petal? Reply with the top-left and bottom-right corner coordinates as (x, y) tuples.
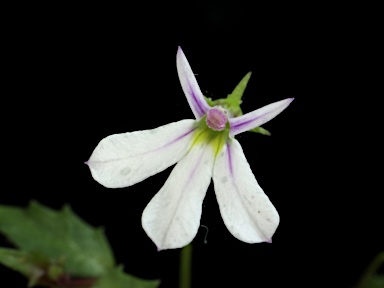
(229, 98), (294, 136)
(230, 110), (271, 132)
(177, 47), (210, 119)
(147, 128), (196, 156)
(226, 143), (234, 176)
(106, 128), (197, 161)
(161, 128), (196, 149)
(187, 80), (207, 118)
(224, 142), (270, 241)
(184, 145), (205, 185)
(160, 148), (204, 245)
(89, 126), (197, 166)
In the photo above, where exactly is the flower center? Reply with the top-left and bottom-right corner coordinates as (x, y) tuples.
(206, 106), (228, 131)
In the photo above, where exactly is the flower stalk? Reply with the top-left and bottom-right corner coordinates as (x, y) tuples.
(179, 244), (192, 288)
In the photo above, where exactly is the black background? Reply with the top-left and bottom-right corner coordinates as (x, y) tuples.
(1, 2), (382, 288)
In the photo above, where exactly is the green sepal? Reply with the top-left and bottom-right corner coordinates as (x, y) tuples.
(248, 126), (271, 136)
(204, 96), (215, 107)
(204, 72), (251, 117)
(227, 71), (251, 103)
(204, 72), (271, 136)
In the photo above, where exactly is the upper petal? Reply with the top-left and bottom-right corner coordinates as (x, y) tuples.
(177, 47), (210, 119)
(86, 119), (196, 188)
(142, 142), (214, 250)
(229, 98), (294, 137)
(212, 139), (279, 243)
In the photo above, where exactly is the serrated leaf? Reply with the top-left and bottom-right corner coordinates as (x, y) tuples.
(94, 266), (160, 288)
(0, 201), (115, 277)
(248, 126), (271, 136)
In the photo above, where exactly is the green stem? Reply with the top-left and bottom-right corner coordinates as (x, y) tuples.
(357, 251), (384, 288)
(179, 244), (192, 288)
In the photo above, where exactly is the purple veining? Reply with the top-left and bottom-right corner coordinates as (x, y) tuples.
(187, 80), (207, 118)
(154, 127), (196, 151)
(229, 110), (269, 134)
(226, 143), (234, 176)
(177, 47), (209, 119)
(160, 143), (209, 247)
(224, 142), (270, 242)
(89, 127), (197, 165)
(229, 98), (294, 136)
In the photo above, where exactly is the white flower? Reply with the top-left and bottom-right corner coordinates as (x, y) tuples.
(86, 47), (294, 250)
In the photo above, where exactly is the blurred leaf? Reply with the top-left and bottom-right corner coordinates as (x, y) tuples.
(357, 252), (384, 288)
(0, 248), (45, 287)
(0, 201), (115, 277)
(366, 275), (384, 288)
(94, 266), (160, 288)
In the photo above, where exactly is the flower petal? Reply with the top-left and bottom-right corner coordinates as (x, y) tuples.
(212, 139), (279, 243)
(86, 119), (196, 188)
(142, 142), (214, 250)
(177, 47), (210, 119)
(229, 98), (294, 137)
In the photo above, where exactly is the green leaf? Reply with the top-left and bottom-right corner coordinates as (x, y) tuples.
(367, 275), (384, 288)
(94, 266), (160, 288)
(0, 201), (115, 278)
(248, 126), (272, 136)
(0, 248), (46, 287)
(357, 252), (384, 288)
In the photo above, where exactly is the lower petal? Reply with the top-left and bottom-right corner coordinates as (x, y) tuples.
(87, 119), (196, 188)
(142, 143), (214, 250)
(212, 139), (279, 243)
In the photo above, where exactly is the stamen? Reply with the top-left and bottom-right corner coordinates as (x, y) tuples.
(206, 106), (228, 131)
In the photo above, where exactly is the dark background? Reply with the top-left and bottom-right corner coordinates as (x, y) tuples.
(2, 2), (381, 287)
